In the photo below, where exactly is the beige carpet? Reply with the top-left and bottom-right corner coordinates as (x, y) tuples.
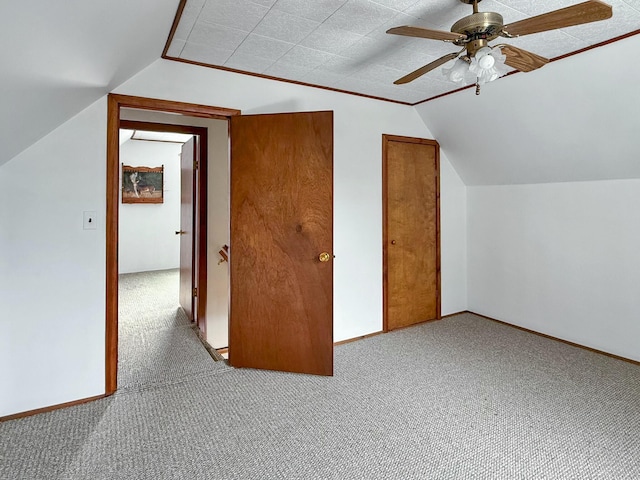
(117, 269), (229, 391)
(2, 296), (639, 478)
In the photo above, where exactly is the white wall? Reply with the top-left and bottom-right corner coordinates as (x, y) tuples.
(204, 121), (231, 349)
(415, 34), (640, 186)
(0, 59), (467, 416)
(0, 99), (107, 416)
(416, 34), (640, 364)
(118, 139), (181, 274)
(115, 59), (468, 340)
(440, 156), (467, 314)
(468, 180), (640, 362)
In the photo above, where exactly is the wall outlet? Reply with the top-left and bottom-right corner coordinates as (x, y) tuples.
(83, 211), (97, 230)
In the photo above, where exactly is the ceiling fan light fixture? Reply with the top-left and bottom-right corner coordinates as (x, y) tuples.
(468, 46), (508, 85)
(443, 58), (473, 85)
(441, 46), (508, 88)
(476, 48), (496, 69)
(387, 0), (613, 95)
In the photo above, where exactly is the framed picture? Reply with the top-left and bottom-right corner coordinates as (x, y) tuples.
(122, 164), (164, 203)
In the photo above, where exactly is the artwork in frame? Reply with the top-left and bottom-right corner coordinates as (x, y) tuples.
(122, 164), (164, 204)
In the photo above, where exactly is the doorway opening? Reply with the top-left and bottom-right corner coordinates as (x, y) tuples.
(106, 94), (240, 394)
(117, 124), (211, 389)
(119, 120), (208, 329)
(107, 95), (336, 393)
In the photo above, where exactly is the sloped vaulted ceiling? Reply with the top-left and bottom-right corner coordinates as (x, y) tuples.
(165, 0), (640, 104)
(161, 0), (640, 186)
(2, 0), (639, 178)
(0, 0), (180, 166)
(415, 33), (640, 185)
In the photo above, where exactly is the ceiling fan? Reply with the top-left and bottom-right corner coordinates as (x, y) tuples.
(387, 0), (613, 94)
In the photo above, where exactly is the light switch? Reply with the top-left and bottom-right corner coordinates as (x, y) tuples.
(83, 211), (97, 230)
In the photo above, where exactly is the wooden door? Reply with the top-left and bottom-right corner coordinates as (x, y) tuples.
(383, 135), (440, 331)
(179, 136), (196, 322)
(229, 111), (333, 376)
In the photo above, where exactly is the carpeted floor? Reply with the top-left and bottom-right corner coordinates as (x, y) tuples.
(117, 269), (228, 390)
(2, 282), (640, 479)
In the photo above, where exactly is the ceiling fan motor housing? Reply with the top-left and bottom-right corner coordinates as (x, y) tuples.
(451, 12), (504, 54)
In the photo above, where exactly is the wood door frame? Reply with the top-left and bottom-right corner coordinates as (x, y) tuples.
(106, 94), (240, 394)
(382, 134), (441, 332)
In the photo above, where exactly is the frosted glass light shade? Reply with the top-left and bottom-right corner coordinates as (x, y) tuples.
(443, 59), (473, 85)
(478, 54), (495, 69)
(469, 46), (508, 85)
(442, 47), (508, 87)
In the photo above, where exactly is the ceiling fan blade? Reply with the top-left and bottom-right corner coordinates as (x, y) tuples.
(393, 52), (460, 85)
(501, 45), (550, 72)
(386, 26), (467, 42)
(503, 0), (612, 37)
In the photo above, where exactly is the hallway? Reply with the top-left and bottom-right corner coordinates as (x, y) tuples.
(117, 269), (227, 390)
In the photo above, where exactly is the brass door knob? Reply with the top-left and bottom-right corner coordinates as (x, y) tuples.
(318, 252), (331, 262)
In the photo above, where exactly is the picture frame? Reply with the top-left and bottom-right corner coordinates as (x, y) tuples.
(121, 164), (164, 204)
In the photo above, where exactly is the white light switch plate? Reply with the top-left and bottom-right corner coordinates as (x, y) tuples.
(83, 211), (97, 230)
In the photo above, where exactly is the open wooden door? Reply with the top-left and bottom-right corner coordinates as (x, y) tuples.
(229, 111), (333, 376)
(179, 136), (196, 322)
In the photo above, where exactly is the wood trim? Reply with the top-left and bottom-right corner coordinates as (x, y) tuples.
(441, 310), (468, 320)
(550, 28), (640, 63)
(161, 56), (413, 107)
(467, 311), (640, 367)
(382, 137), (389, 331)
(109, 94), (240, 119)
(196, 132), (208, 334)
(106, 95), (238, 396)
(414, 84), (474, 105)
(435, 141), (441, 322)
(336, 309), (640, 364)
(382, 135), (441, 332)
(162, 0), (188, 58)
(120, 120), (207, 134)
(0, 394), (106, 422)
(106, 95), (119, 395)
(334, 331), (384, 346)
(382, 136), (389, 332)
(161, 3), (639, 109)
(387, 317), (442, 333)
(121, 165), (163, 173)
(161, 0), (638, 110)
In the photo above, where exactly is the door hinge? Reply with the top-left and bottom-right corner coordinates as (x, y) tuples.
(194, 160), (199, 170)
(193, 287), (198, 297)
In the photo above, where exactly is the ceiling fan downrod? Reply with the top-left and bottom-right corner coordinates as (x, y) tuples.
(459, 0), (481, 10)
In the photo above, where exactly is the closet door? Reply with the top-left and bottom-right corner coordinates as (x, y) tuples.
(383, 135), (440, 331)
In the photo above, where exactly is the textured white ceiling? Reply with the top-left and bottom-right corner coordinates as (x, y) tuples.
(166, 0), (640, 104)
